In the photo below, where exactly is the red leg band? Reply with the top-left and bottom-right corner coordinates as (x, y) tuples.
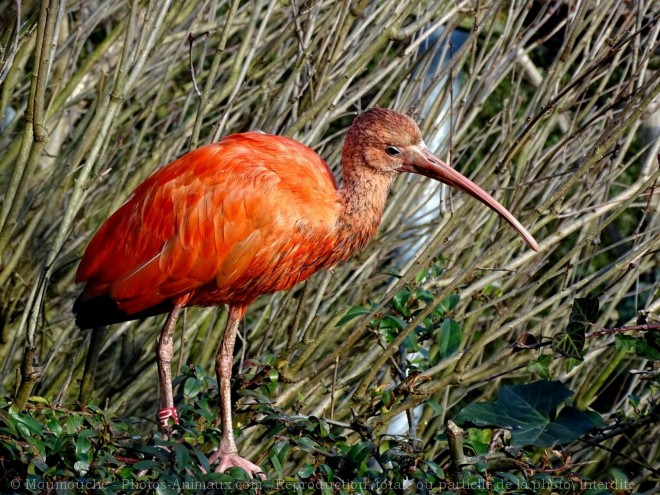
(157, 406), (179, 428)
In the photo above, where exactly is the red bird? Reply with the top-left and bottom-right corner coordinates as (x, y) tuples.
(74, 108), (538, 476)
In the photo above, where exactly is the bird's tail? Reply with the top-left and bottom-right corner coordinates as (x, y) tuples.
(73, 294), (172, 329)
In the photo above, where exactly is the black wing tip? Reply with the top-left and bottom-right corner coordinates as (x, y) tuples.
(73, 294), (173, 329)
(73, 294), (123, 329)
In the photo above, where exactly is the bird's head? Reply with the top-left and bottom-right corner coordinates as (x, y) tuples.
(344, 107), (539, 251)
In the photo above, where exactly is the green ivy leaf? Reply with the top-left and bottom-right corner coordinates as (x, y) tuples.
(424, 460), (445, 480)
(16, 422), (30, 437)
(133, 459), (159, 470)
(78, 428), (98, 438)
(298, 464), (315, 478)
(527, 354), (552, 379)
(270, 452), (284, 478)
(295, 436), (318, 453)
(31, 458), (49, 473)
(47, 419), (63, 437)
(426, 399), (443, 416)
(553, 298), (598, 360)
(403, 331), (419, 352)
(379, 439), (390, 455)
(483, 284), (503, 298)
(318, 418), (330, 438)
(570, 297), (599, 324)
(380, 315), (406, 330)
(337, 306), (370, 326)
(195, 450), (210, 473)
(565, 357), (581, 373)
(416, 288), (435, 304)
(9, 409), (44, 436)
(226, 466), (251, 480)
(347, 441), (372, 465)
(173, 443), (189, 469)
(616, 334), (660, 360)
(415, 267), (428, 284)
(65, 414), (84, 433)
(467, 428), (491, 455)
(499, 474), (524, 492)
(437, 318), (461, 359)
(644, 331), (660, 360)
(436, 294), (460, 314)
(455, 380), (596, 447)
(270, 440), (290, 466)
(139, 445), (170, 461)
(184, 377), (202, 398)
(552, 322), (585, 359)
(392, 289), (411, 317)
(319, 463), (333, 482)
(76, 435), (92, 456)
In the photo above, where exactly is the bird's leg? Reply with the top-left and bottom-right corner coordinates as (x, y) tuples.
(208, 304), (265, 479)
(156, 303), (183, 431)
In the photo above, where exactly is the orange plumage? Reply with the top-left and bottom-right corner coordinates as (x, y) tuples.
(75, 133), (350, 325)
(74, 108), (537, 476)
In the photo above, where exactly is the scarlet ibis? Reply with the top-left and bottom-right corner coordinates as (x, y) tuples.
(74, 108), (538, 477)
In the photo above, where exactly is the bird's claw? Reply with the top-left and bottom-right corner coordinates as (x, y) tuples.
(208, 450), (266, 479)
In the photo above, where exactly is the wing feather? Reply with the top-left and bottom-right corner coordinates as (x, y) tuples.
(76, 132), (340, 320)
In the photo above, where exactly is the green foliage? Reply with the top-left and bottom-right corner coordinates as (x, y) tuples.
(615, 333), (660, 362)
(370, 268), (462, 370)
(0, 392), (440, 494)
(526, 354), (552, 380)
(552, 298), (599, 360)
(1, 368), (651, 494)
(0, 0), (658, 492)
(455, 381), (597, 448)
(5, 328), (651, 494)
(436, 318), (461, 360)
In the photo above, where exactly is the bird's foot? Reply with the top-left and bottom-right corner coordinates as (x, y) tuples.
(208, 449), (266, 479)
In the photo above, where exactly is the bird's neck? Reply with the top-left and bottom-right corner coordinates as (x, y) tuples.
(336, 165), (395, 258)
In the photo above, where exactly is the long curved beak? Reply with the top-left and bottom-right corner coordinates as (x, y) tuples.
(401, 144), (539, 251)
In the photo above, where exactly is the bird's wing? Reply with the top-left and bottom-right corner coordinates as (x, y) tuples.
(76, 133), (339, 315)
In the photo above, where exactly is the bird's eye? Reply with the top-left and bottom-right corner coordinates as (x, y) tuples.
(385, 146), (401, 157)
